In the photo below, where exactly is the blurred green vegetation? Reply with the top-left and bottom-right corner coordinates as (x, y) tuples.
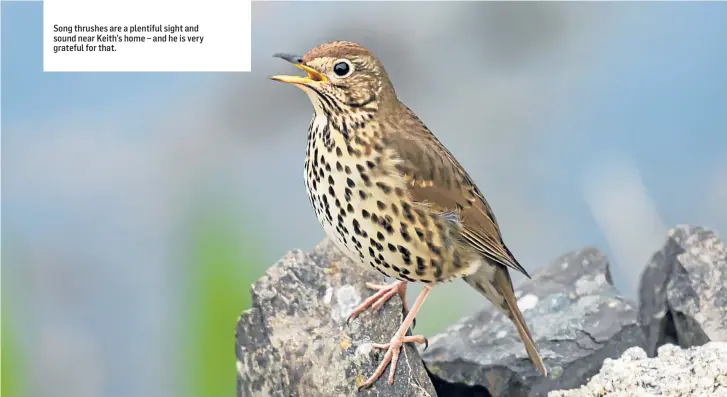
(2, 308), (27, 397)
(184, 206), (263, 397)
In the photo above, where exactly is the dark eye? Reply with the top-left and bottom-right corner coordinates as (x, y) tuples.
(333, 60), (352, 77)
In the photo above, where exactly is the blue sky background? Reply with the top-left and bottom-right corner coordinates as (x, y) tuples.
(3, 2), (727, 397)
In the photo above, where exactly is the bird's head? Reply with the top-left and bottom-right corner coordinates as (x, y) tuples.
(270, 41), (396, 114)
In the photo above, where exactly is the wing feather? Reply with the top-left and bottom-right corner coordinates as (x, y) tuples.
(382, 105), (530, 278)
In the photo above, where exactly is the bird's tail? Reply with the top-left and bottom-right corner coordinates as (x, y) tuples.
(463, 264), (547, 376)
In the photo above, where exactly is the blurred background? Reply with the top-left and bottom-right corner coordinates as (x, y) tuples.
(2, 2), (727, 397)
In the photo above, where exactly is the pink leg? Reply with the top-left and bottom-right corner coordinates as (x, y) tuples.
(348, 281), (409, 323)
(358, 285), (432, 389)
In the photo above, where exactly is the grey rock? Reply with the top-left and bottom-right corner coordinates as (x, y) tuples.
(639, 225), (727, 357)
(548, 342), (727, 397)
(422, 247), (645, 397)
(235, 239), (437, 397)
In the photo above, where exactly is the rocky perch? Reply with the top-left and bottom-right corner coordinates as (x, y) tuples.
(236, 225), (727, 397)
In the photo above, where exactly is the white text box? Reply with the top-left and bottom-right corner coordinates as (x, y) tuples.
(43, 0), (251, 72)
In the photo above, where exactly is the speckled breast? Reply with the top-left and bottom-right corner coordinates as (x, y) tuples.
(303, 115), (460, 284)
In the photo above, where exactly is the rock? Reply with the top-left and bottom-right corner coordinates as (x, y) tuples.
(235, 239), (437, 397)
(548, 342), (727, 397)
(639, 225), (727, 357)
(422, 247), (645, 397)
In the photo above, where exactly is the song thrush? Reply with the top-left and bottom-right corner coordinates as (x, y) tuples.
(271, 41), (547, 389)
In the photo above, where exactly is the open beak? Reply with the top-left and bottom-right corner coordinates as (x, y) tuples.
(270, 53), (328, 85)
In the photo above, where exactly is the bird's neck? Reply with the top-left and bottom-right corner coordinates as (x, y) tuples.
(305, 101), (386, 160)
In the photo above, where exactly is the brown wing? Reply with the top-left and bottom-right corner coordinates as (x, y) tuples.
(382, 105), (530, 278)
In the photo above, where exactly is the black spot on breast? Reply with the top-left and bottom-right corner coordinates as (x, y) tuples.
(362, 210), (370, 218)
(336, 162), (343, 172)
(427, 242), (442, 256)
(376, 201), (386, 210)
(431, 260), (442, 278)
(377, 231), (384, 241)
(401, 202), (415, 223)
(397, 245), (412, 263)
(376, 182), (392, 194)
(360, 173), (371, 187)
(391, 204), (399, 215)
(328, 186), (335, 196)
(392, 265), (401, 273)
(388, 243), (396, 252)
(346, 145), (361, 157)
(335, 147), (343, 157)
(344, 166), (352, 175)
(368, 247), (376, 257)
(400, 225), (412, 242)
(347, 203), (354, 213)
(346, 178), (356, 188)
(416, 257), (426, 274)
(358, 190), (368, 200)
(344, 188), (352, 201)
(356, 164), (366, 173)
(366, 160), (375, 169)
(415, 227), (425, 241)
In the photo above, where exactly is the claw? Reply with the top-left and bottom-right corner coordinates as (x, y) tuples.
(357, 285), (433, 389)
(347, 281), (408, 324)
(358, 335), (428, 389)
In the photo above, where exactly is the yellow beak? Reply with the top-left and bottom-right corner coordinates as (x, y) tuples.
(270, 62), (328, 85)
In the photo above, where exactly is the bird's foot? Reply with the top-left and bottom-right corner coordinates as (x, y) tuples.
(358, 334), (427, 389)
(347, 281), (408, 324)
